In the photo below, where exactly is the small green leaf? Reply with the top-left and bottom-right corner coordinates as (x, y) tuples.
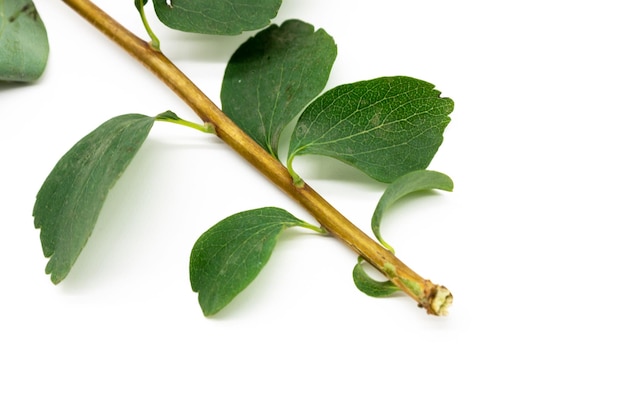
(353, 261), (399, 298)
(152, 0), (282, 35)
(221, 19), (336, 156)
(155, 110), (182, 122)
(0, 0), (49, 82)
(33, 114), (156, 283)
(288, 76), (454, 183)
(372, 170), (453, 250)
(190, 207), (305, 316)
(155, 110), (213, 133)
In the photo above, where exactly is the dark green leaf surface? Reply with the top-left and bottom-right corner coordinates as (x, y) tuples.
(288, 76), (454, 183)
(0, 0), (49, 82)
(372, 170), (453, 248)
(153, 0), (281, 35)
(221, 19), (336, 156)
(190, 207), (303, 316)
(33, 114), (155, 283)
(353, 261), (399, 298)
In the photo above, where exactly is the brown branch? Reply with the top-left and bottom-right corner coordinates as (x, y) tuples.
(60, 0), (452, 315)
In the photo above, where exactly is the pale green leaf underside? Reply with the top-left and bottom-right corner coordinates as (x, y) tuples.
(221, 19), (336, 156)
(371, 170), (453, 248)
(153, 0), (281, 35)
(353, 261), (399, 298)
(0, 0), (49, 82)
(289, 76), (454, 183)
(33, 114), (156, 284)
(190, 207), (304, 316)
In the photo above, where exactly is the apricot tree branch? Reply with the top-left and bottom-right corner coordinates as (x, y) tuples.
(60, 0), (452, 315)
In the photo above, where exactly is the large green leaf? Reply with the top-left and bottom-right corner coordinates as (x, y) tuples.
(190, 207), (304, 316)
(221, 19), (336, 157)
(33, 114), (156, 284)
(371, 170), (453, 249)
(288, 76), (454, 183)
(0, 0), (49, 82)
(153, 0), (282, 35)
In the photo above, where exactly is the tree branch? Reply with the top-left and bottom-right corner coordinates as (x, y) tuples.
(60, 0), (452, 315)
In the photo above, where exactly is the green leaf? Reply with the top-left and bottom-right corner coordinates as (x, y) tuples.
(288, 76), (454, 183)
(152, 0), (282, 35)
(190, 207), (305, 316)
(371, 170), (453, 250)
(221, 19), (336, 156)
(33, 114), (156, 284)
(353, 261), (399, 298)
(0, 0), (49, 82)
(155, 109), (182, 122)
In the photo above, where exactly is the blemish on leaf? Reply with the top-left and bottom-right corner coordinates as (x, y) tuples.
(295, 123), (308, 137)
(369, 112), (381, 127)
(9, 3), (39, 22)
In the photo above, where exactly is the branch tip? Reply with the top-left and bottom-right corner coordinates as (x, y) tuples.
(429, 286), (453, 316)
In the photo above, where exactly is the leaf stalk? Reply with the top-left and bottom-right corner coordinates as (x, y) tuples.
(60, 0), (452, 316)
(135, 0), (160, 50)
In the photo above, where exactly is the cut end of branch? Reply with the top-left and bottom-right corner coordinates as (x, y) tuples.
(393, 273), (453, 316)
(428, 286), (453, 316)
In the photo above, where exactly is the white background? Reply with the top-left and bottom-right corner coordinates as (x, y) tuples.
(2, 1), (625, 415)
